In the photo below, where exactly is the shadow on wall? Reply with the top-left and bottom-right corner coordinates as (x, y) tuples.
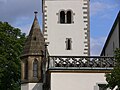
(32, 83), (43, 90)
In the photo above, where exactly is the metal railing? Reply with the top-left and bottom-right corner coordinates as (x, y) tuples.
(48, 56), (115, 70)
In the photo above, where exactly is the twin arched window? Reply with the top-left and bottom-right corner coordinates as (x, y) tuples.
(59, 10), (73, 24)
(33, 59), (38, 78)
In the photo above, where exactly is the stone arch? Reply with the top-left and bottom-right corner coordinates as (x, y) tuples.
(33, 58), (38, 78)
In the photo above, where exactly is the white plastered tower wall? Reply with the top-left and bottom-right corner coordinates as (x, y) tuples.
(43, 0), (90, 56)
(51, 73), (110, 90)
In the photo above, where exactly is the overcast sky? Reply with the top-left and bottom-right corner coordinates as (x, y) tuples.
(0, 0), (120, 55)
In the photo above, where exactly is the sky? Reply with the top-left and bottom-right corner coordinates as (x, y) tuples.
(0, 0), (120, 56)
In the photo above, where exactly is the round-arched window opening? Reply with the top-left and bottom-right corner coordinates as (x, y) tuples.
(33, 59), (38, 78)
(60, 11), (65, 24)
(33, 37), (36, 41)
(67, 11), (72, 24)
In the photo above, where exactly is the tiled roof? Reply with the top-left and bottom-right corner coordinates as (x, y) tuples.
(22, 12), (45, 56)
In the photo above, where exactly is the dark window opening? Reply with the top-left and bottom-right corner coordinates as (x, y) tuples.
(33, 37), (36, 41)
(66, 38), (72, 50)
(113, 42), (115, 52)
(60, 11), (65, 23)
(98, 84), (107, 90)
(33, 59), (38, 78)
(24, 60), (28, 80)
(67, 11), (72, 24)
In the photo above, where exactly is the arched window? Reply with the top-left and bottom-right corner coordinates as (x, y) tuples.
(58, 10), (74, 24)
(66, 11), (72, 24)
(33, 59), (38, 78)
(24, 60), (28, 80)
(60, 11), (65, 23)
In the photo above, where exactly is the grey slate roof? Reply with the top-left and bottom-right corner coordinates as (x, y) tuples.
(100, 11), (120, 56)
(22, 12), (45, 56)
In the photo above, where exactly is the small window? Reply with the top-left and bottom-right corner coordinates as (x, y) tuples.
(33, 37), (36, 41)
(33, 59), (38, 78)
(66, 11), (72, 23)
(98, 84), (107, 90)
(24, 60), (28, 80)
(60, 11), (65, 23)
(66, 38), (72, 50)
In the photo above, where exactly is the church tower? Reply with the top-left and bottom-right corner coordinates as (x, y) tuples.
(21, 12), (45, 90)
(43, 0), (90, 56)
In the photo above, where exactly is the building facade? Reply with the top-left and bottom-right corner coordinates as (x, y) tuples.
(21, 0), (116, 90)
(43, 0), (90, 56)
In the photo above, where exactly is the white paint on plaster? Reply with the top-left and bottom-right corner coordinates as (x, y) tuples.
(44, 0), (89, 56)
(51, 73), (108, 90)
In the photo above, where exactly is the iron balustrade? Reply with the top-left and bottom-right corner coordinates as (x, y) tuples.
(48, 56), (115, 70)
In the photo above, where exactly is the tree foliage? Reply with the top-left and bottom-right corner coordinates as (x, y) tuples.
(0, 21), (26, 90)
(106, 48), (120, 89)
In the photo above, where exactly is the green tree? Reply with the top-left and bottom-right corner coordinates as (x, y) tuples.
(106, 48), (120, 89)
(0, 21), (26, 90)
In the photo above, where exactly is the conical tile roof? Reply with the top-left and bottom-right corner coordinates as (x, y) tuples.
(22, 12), (45, 56)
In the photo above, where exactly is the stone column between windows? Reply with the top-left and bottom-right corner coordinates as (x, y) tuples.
(28, 57), (33, 81)
(21, 60), (24, 81)
(38, 57), (42, 80)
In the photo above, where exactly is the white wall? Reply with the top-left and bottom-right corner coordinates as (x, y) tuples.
(51, 72), (108, 90)
(44, 0), (89, 56)
(21, 83), (43, 90)
(21, 83), (28, 90)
